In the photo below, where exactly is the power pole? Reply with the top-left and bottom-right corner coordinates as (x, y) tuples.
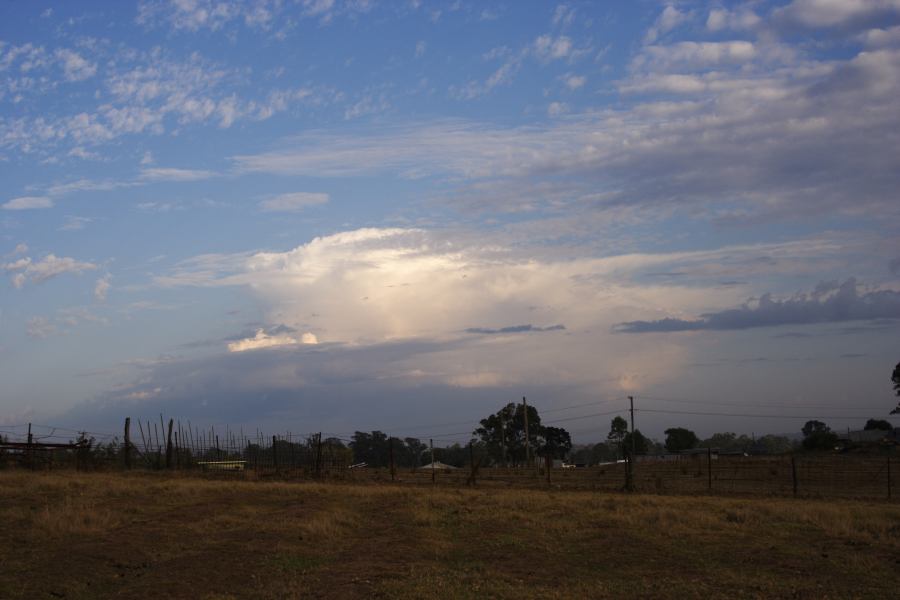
(627, 395), (636, 492)
(500, 419), (507, 467)
(522, 396), (531, 468)
(430, 438), (435, 484)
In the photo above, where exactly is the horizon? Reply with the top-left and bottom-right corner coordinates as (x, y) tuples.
(2, 1), (899, 444)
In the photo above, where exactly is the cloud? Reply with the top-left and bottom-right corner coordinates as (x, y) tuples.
(563, 74), (585, 90)
(94, 274), (111, 302)
(26, 316), (57, 338)
(139, 167), (217, 182)
(3, 196), (53, 210)
(415, 40), (426, 58)
(60, 216), (95, 231)
(55, 49), (97, 82)
(773, 0), (900, 30)
(534, 35), (573, 61)
(259, 192), (329, 213)
(615, 279), (900, 333)
(227, 328), (318, 352)
(644, 4), (688, 44)
(4, 253), (98, 288)
(706, 7), (761, 32)
(465, 324), (565, 335)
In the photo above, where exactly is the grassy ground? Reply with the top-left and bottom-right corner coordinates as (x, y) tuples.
(1, 471), (898, 599)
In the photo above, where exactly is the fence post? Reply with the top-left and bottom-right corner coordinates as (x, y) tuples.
(165, 419), (174, 469)
(469, 441), (476, 487)
(124, 417), (132, 470)
(791, 454), (798, 497)
(545, 453), (551, 486)
(389, 437), (395, 483)
(315, 433), (323, 480)
(888, 456), (892, 501)
(707, 447), (712, 492)
(27, 423), (33, 470)
(430, 439), (435, 484)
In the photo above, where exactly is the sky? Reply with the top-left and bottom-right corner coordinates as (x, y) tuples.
(1, 0), (899, 445)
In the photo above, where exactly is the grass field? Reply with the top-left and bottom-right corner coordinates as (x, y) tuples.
(1, 471), (898, 599)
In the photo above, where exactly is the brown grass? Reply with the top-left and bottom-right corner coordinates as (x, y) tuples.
(0, 471), (898, 599)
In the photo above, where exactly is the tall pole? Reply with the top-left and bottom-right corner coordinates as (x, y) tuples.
(628, 395), (636, 491)
(124, 417), (132, 469)
(430, 439), (435, 484)
(628, 396), (635, 458)
(522, 396), (531, 468)
(500, 419), (507, 468)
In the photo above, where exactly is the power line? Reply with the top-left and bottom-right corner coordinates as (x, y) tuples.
(634, 395), (887, 411)
(637, 408), (880, 420)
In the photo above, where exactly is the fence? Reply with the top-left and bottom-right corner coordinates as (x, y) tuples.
(0, 421), (894, 501)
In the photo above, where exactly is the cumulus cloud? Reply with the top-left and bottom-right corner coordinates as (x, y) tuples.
(644, 4), (688, 44)
(227, 328), (318, 352)
(139, 167), (217, 182)
(4, 253), (97, 288)
(55, 49), (97, 82)
(94, 274), (111, 302)
(2, 196), (53, 210)
(773, 0), (900, 30)
(259, 192), (329, 213)
(615, 279), (900, 333)
(26, 316), (57, 338)
(465, 324), (565, 335)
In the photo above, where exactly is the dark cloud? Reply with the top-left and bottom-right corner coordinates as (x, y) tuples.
(890, 258), (900, 275)
(615, 279), (900, 333)
(464, 324), (565, 335)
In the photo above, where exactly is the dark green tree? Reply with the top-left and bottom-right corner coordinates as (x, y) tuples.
(474, 402), (543, 466)
(864, 419), (893, 431)
(892, 362), (900, 414)
(622, 430), (649, 455)
(537, 426), (572, 460)
(664, 427), (699, 453)
(801, 420), (838, 451)
(608, 416), (628, 457)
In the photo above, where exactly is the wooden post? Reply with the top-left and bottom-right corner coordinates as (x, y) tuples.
(124, 418), (132, 469)
(469, 441), (476, 487)
(272, 435), (278, 471)
(27, 423), (33, 470)
(887, 456), (892, 501)
(215, 435), (221, 461)
(315, 433), (323, 479)
(791, 454), (798, 497)
(707, 447), (712, 492)
(165, 419), (174, 469)
(389, 437), (395, 482)
(430, 439), (435, 484)
(545, 453), (551, 486)
(522, 397), (531, 468)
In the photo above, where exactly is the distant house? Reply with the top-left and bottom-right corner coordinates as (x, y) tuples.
(417, 461), (459, 470)
(836, 428), (899, 450)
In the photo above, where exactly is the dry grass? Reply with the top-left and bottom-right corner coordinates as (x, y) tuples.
(1, 471), (898, 599)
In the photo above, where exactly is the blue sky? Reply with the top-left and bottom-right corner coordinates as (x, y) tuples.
(1, 0), (899, 443)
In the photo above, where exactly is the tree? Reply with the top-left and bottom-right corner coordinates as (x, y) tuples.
(664, 427), (699, 453)
(608, 416), (628, 457)
(864, 419), (893, 431)
(892, 361), (900, 414)
(622, 430), (649, 455)
(801, 420), (838, 451)
(537, 426), (572, 460)
(474, 402), (545, 466)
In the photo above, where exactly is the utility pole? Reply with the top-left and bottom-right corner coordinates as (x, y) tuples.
(500, 419), (507, 468)
(430, 438), (435, 484)
(627, 395), (636, 492)
(522, 396), (531, 468)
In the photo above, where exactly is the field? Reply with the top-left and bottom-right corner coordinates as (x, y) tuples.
(1, 472), (898, 599)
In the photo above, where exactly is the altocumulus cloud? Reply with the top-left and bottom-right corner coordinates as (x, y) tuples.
(615, 279), (900, 333)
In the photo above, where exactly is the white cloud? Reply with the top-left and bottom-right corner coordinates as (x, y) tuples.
(706, 7), (761, 32)
(563, 74), (586, 90)
(55, 49), (97, 82)
(60, 216), (94, 231)
(534, 35), (573, 61)
(260, 192), (329, 213)
(637, 41), (758, 70)
(94, 274), (111, 301)
(644, 4), (688, 44)
(415, 40), (426, 58)
(4, 253), (97, 287)
(26, 316), (56, 338)
(2, 196), (53, 210)
(139, 167), (217, 181)
(227, 328), (318, 352)
(773, 0), (900, 30)
(547, 101), (568, 117)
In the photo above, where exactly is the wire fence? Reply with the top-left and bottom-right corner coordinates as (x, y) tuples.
(0, 420), (895, 502)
